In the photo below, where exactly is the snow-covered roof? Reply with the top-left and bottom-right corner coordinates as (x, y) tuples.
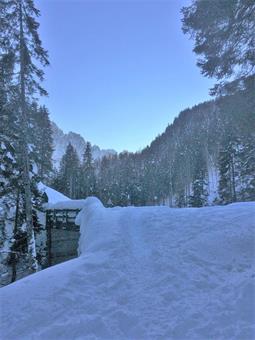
(46, 200), (87, 210)
(38, 183), (93, 210)
(38, 182), (70, 204)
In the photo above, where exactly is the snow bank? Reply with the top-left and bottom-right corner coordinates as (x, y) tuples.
(75, 197), (107, 255)
(1, 201), (255, 339)
(46, 199), (87, 210)
(38, 182), (70, 204)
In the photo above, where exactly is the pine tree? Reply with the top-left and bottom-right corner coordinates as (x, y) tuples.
(31, 104), (53, 181)
(0, 30), (23, 284)
(57, 143), (80, 198)
(81, 142), (97, 198)
(239, 138), (255, 201)
(0, 49), (18, 197)
(189, 176), (208, 208)
(182, 0), (255, 95)
(189, 143), (208, 207)
(1, 0), (49, 272)
(98, 155), (118, 206)
(218, 139), (238, 204)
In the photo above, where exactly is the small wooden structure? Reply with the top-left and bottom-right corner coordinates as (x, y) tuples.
(46, 209), (81, 266)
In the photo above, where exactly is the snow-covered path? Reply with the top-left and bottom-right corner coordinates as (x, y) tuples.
(1, 200), (255, 339)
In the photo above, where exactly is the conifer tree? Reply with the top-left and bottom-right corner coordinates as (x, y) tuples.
(189, 142), (208, 207)
(57, 143), (80, 198)
(0, 26), (23, 283)
(32, 105), (53, 181)
(81, 142), (96, 198)
(239, 138), (255, 201)
(189, 171), (208, 208)
(218, 139), (238, 204)
(182, 0), (255, 95)
(0, 49), (18, 197)
(1, 0), (49, 272)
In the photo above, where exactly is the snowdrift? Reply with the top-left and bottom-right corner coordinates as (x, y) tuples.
(1, 199), (255, 339)
(38, 182), (87, 210)
(46, 199), (87, 210)
(38, 182), (70, 205)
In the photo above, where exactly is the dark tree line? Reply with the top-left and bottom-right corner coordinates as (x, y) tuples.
(52, 142), (96, 199)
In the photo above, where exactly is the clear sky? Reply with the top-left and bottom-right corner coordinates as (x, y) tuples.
(35, 0), (214, 153)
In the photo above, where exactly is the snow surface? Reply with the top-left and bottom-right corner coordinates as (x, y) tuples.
(46, 199), (87, 210)
(1, 199), (255, 339)
(38, 182), (70, 204)
(38, 183), (86, 210)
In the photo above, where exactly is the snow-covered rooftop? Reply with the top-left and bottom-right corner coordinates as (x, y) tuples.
(38, 182), (70, 204)
(45, 199), (87, 210)
(38, 182), (88, 210)
(1, 199), (255, 339)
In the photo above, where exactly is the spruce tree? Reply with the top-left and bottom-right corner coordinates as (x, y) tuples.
(0, 49), (18, 198)
(0, 27), (22, 283)
(58, 143), (80, 198)
(1, 0), (49, 272)
(81, 142), (96, 198)
(189, 143), (208, 207)
(182, 0), (255, 94)
(239, 138), (255, 201)
(189, 177), (208, 208)
(218, 139), (238, 204)
(32, 105), (53, 181)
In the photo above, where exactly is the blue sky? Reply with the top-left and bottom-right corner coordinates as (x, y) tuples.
(36, 0), (214, 152)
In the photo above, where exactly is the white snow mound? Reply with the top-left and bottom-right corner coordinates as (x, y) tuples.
(46, 199), (88, 210)
(1, 200), (255, 339)
(38, 182), (70, 204)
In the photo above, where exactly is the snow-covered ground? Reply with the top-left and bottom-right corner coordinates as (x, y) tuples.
(1, 199), (255, 339)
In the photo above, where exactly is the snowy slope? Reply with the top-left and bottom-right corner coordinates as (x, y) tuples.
(46, 199), (87, 210)
(1, 199), (255, 339)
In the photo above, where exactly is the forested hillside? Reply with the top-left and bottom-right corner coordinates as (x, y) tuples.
(52, 84), (254, 207)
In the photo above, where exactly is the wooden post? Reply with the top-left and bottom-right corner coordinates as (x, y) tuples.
(46, 211), (52, 267)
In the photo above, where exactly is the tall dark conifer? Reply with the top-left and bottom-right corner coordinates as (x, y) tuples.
(32, 105), (53, 181)
(1, 0), (49, 271)
(57, 143), (80, 198)
(218, 139), (238, 204)
(81, 142), (96, 198)
(182, 0), (255, 95)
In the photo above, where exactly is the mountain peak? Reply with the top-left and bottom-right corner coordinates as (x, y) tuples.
(51, 121), (116, 168)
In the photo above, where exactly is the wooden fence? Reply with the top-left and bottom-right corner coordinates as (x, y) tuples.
(46, 209), (81, 266)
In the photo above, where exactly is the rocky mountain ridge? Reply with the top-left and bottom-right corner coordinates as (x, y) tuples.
(51, 121), (116, 168)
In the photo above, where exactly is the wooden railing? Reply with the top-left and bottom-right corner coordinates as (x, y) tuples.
(46, 209), (81, 266)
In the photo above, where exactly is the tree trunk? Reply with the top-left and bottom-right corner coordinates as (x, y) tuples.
(19, 0), (38, 272)
(11, 189), (20, 282)
(230, 155), (237, 202)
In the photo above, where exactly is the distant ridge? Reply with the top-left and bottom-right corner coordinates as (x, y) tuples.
(51, 121), (116, 168)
